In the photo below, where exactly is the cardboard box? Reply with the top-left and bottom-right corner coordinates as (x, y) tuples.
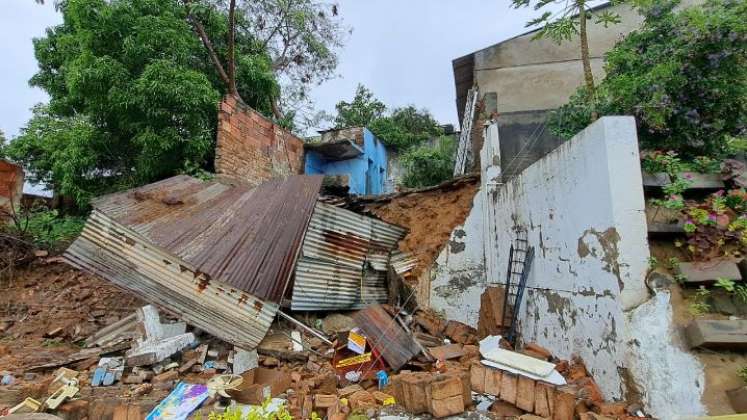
(227, 367), (291, 404)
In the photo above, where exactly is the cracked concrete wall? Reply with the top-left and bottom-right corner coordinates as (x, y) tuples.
(430, 117), (650, 400)
(429, 189), (488, 325)
(488, 117), (650, 400)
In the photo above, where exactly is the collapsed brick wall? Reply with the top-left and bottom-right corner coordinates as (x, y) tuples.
(215, 96), (304, 187)
(0, 160), (24, 218)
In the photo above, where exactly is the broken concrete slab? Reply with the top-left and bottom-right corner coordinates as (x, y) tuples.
(126, 306), (195, 366)
(680, 172), (725, 190)
(231, 347), (258, 375)
(686, 319), (747, 350)
(677, 261), (742, 285)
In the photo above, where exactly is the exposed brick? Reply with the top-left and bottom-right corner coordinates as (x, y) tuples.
(215, 96), (304, 187)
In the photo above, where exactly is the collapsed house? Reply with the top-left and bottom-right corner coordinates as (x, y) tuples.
(64, 174), (408, 350)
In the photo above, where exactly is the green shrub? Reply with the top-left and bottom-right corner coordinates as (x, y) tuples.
(5, 209), (86, 251)
(549, 0), (747, 158)
(399, 136), (456, 188)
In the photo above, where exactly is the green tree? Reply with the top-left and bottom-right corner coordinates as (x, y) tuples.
(548, 0), (747, 157)
(11, 0), (278, 208)
(333, 84), (386, 128)
(332, 85), (443, 151)
(368, 106), (443, 151)
(400, 136), (457, 188)
(511, 0), (627, 96)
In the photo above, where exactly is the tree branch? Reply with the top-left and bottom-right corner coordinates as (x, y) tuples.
(227, 0), (239, 96)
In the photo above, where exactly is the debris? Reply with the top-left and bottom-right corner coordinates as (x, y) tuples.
(348, 390), (377, 411)
(27, 341), (131, 371)
(227, 368), (292, 405)
(126, 305), (195, 366)
(6, 398), (43, 415)
(84, 313), (137, 348)
(522, 343), (553, 361)
(146, 382), (209, 420)
(353, 305), (421, 371)
(479, 335), (566, 386)
(206, 374), (244, 398)
(321, 314), (356, 336)
(414, 311), (446, 337)
(132, 383), (153, 397)
(428, 343), (464, 361)
(685, 319), (747, 350)
(477, 286), (506, 338)
(347, 329), (367, 355)
(44, 376), (79, 410)
(444, 320), (478, 344)
(278, 310), (335, 347)
(231, 347), (259, 375)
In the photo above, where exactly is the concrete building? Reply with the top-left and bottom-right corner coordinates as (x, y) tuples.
(452, 0), (700, 178)
(305, 127), (389, 196)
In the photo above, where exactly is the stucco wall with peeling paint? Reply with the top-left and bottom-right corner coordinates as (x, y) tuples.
(430, 117), (650, 400)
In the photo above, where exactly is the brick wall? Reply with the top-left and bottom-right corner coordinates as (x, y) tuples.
(215, 95), (304, 187)
(0, 160), (24, 219)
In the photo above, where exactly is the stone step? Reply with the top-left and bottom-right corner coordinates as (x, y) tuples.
(685, 319), (747, 350)
(676, 261), (742, 285)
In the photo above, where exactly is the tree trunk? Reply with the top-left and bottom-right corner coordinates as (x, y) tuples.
(227, 0), (239, 97)
(577, 1), (595, 98)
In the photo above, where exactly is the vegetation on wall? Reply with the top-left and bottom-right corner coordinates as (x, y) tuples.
(6, 0), (280, 209)
(549, 0), (747, 158)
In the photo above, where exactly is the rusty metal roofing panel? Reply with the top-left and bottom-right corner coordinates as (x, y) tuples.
(87, 174), (323, 303)
(290, 203), (406, 311)
(390, 250), (417, 275)
(65, 211), (277, 349)
(353, 305), (421, 370)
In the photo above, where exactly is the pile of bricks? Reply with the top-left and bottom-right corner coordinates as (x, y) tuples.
(389, 370), (471, 418)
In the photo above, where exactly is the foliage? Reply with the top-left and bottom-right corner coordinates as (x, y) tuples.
(688, 286), (712, 316)
(239, 0), (346, 129)
(642, 151), (692, 210)
(332, 84), (444, 151)
(512, 0), (625, 44)
(2, 208), (84, 251)
(549, 0), (747, 157)
(714, 277), (747, 302)
(400, 136), (456, 188)
(739, 366), (747, 384)
(333, 84), (386, 128)
(678, 189), (747, 260)
(11, 0), (278, 208)
(368, 106), (444, 151)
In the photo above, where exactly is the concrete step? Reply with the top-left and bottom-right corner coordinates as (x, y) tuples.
(685, 319), (747, 350)
(676, 261), (742, 285)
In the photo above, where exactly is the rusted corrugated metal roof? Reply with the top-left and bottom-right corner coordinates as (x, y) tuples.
(353, 305), (421, 370)
(290, 203), (406, 311)
(65, 175), (323, 349)
(90, 174), (323, 302)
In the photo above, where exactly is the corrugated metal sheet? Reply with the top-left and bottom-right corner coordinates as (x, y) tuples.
(291, 203), (407, 311)
(65, 175), (322, 349)
(66, 212), (277, 349)
(353, 305), (421, 370)
(390, 250), (417, 275)
(87, 174), (322, 302)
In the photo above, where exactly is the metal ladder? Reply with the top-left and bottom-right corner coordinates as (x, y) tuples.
(501, 230), (535, 344)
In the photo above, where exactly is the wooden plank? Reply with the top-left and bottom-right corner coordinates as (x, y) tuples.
(686, 320), (747, 350)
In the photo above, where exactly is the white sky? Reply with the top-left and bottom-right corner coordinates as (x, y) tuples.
(0, 0), (546, 139)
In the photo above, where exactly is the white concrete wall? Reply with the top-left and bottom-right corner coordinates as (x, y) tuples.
(430, 117), (650, 400)
(429, 188), (487, 325)
(625, 291), (706, 419)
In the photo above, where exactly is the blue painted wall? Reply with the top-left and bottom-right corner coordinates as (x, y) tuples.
(305, 128), (388, 195)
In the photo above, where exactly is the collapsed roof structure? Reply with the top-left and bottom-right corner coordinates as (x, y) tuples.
(64, 174), (408, 350)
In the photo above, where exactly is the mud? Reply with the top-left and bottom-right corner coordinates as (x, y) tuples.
(360, 179), (479, 281)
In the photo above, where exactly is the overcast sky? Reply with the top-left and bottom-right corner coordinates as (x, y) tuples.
(0, 0), (545, 139)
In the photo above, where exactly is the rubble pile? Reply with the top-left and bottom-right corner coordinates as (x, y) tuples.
(1, 279), (647, 419)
